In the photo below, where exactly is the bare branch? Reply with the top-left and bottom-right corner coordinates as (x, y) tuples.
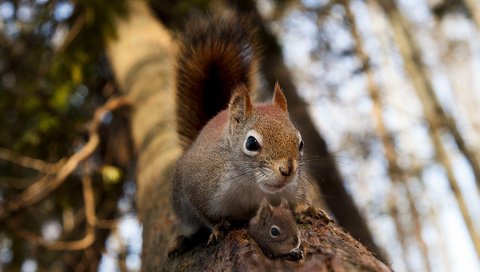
(0, 176), (38, 190)
(9, 173), (97, 251)
(8, 162), (118, 251)
(0, 97), (129, 220)
(12, 226), (95, 251)
(0, 148), (57, 173)
(56, 13), (87, 54)
(82, 173), (118, 229)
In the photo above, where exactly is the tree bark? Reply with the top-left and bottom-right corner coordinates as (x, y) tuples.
(107, 0), (180, 268)
(107, 1), (390, 270)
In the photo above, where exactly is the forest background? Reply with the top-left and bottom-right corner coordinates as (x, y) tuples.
(1, 0), (480, 271)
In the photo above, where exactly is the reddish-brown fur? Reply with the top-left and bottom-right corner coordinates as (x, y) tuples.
(175, 13), (259, 148)
(168, 14), (308, 258)
(248, 198), (302, 259)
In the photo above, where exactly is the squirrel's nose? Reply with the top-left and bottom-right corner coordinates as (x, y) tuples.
(279, 158), (293, 176)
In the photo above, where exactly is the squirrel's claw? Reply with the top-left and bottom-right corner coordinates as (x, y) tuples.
(285, 248), (304, 261)
(207, 227), (224, 246)
(295, 204), (333, 224)
(167, 235), (189, 258)
(207, 218), (231, 246)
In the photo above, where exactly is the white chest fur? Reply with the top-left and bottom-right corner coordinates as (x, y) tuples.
(209, 169), (299, 220)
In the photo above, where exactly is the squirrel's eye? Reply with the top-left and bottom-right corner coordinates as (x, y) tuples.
(246, 136), (261, 151)
(299, 140), (304, 151)
(270, 226), (281, 238)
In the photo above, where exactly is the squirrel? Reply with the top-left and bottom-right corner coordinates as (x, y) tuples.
(248, 198), (303, 260)
(168, 13), (309, 257)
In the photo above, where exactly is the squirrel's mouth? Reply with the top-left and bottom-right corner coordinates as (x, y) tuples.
(260, 182), (287, 193)
(258, 175), (296, 193)
(255, 169), (297, 193)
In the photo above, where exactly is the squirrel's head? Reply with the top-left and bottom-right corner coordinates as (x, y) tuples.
(227, 83), (304, 194)
(248, 198), (302, 258)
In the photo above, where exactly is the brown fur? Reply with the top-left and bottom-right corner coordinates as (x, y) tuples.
(175, 13), (259, 148)
(169, 14), (308, 257)
(248, 198), (302, 259)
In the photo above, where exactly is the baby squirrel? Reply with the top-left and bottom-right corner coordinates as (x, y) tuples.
(248, 198), (303, 260)
(168, 14), (308, 256)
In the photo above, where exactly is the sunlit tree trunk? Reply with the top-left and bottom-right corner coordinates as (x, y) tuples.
(107, 0), (180, 267)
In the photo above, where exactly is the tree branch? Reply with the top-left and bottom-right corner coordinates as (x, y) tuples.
(8, 166), (117, 251)
(0, 96), (129, 220)
(0, 148), (57, 173)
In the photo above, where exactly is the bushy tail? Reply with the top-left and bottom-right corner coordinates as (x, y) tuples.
(175, 13), (259, 149)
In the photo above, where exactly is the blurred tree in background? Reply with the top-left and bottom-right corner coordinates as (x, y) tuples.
(1, 0), (480, 271)
(0, 0), (132, 270)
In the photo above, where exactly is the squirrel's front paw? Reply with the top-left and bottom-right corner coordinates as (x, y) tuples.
(167, 235), (189, 258)
(207, 227), (224, 246)
(295, 204), (333, 224)
(285, 248), (304, 261)
(207, 219), (231, 246)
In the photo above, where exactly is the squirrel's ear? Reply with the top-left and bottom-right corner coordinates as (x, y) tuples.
(258, 198), (273, 220)
(280, 197), (290, 210)
(229, 84), (253, 124)
(272, 82), (288, 112)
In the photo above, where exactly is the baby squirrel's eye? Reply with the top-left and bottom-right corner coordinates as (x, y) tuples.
(270, 225), (281, 238)
(246, 136), (261, 151)
(299, 140), (304, 151)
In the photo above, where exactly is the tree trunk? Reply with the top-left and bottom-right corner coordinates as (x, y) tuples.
(106, 1), (390, 270)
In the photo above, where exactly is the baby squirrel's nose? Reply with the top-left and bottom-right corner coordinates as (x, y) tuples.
(279, 158), (293, 176)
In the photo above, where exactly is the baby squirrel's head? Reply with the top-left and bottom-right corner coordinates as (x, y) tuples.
(227, 83), (303, 194)
(248, 198), (302, 259)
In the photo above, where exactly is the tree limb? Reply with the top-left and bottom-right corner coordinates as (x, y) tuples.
(0, 97), (129, 220)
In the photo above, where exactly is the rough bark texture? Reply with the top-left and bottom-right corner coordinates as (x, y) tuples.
(165, 211), (390, 272)
(107, 1), (180, 268)
(107, 1), (391, 270)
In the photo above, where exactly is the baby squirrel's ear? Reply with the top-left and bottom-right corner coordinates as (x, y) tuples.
(229, 84), (252, 125)
(272, 82), (288, 112)
(280, 197), (290, 210)
(258, 198), (273, 220)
